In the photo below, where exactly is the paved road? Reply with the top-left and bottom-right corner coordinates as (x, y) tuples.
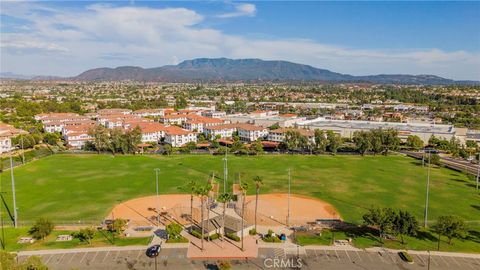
(402, 151), (479, 176)
(18, 245), (480, 269)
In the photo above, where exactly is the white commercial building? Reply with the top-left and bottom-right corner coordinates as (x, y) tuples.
(297, 118), (468, 145)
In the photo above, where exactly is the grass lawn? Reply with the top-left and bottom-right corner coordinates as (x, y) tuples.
(1, 227), (151, 252)
(295, 227), (480, 253)
(0, 153), (478, 225)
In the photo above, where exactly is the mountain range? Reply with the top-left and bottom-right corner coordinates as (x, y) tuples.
(3, 58), (478, 85)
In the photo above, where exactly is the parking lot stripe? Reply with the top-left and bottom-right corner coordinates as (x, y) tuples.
(56, 253), (66, 264)
(44, 254), (53, 264)
(364, 252), (374, 262)
(414, 254), (426, 265)
(376, 252), (389, 264)
(102, 251), (110, 263)
(430, 256), (439, 266)
(136, 250), (143, 260)
(344, 250), (351, 262)
(79, 252), (88, 264)
(91, 251), (99, 262)
(323, 250), (330, 261)
(450, 256), (462, 267)
(113, 251), (120, 261)
(438, 255), (449, 266)
(334, 250), (341, 261)
(68, 253), (77, 263)
(461, 257), (475, 269)
(353, 251), (362, 261)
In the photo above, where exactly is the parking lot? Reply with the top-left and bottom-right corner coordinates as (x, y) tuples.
(18, 247), (189, 270)
(18, 246), (480, 269)
(258, 247), (480, 270)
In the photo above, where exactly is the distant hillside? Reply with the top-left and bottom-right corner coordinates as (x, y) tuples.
(8, 58), (479, 84)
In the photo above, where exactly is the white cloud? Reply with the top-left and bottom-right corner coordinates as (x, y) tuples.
(218, 3), (256, 18)
(1, 3), (479, 80)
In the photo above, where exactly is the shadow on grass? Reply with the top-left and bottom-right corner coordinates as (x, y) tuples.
(415, 230), (438, 242)
(465, 230), (480, 244)
(471, 205), (480, 212)
(0, 194), (14, 223)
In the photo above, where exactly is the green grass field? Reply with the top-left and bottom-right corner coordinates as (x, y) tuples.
(0, 153), (478, 225)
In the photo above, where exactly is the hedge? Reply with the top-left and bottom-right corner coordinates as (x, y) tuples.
(226, 233), (240, 242)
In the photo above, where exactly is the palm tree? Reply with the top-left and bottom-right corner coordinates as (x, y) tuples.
(253, 176), (263, 232)
(186, 179), (197, 225)
(240, 182), (249, 251)
(217, 193), (231, 246)
(196, 183), (211, 251)
(205, 182), (212, 242)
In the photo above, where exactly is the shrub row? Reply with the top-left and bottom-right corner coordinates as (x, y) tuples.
(226, 233), (240, 242)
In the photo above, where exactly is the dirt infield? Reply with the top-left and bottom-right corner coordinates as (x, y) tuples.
(107, 193), (340, 228)
(107, 194), (201, 226)
(243, 194), (340, 226)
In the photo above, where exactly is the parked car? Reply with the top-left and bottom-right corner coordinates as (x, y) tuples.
(145, 244), (161, 258)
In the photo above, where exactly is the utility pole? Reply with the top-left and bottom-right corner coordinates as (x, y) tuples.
(10, 156), (18, 228)
(287, 168), (291, 228)
(424, 151), (431, 228)
(20, 135), (25, 164)
(223, 150), (228, 193)
(154, 168), (160, 227)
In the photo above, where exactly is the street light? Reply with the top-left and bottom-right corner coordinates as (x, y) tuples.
(223, 151), (228, 193)
(154, 168), (161, 227)
(287, 168), (291, 228)
(476, 154), (479, 190)
(9, 155), (18, 228)
(424, 151), (431, 228)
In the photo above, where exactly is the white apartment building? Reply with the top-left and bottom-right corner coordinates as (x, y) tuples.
(202, 111), (227, 118)
(236, 124), (268, 142)
(203, 124), (237, 139)
(64, 132), (93, 149)
(97, 108), (132, 115)
(267, 128), (315, 143)
(132, 109), (166, 118)
(160, 114), (188, 125)
(164, 126), (197, 147)
(0, 123), (28, 153)
(134, 122), (167, 143)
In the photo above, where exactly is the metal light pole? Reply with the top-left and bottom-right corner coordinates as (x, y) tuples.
(9, 156), (18, 228)
(424, 151), (431, 228)
(223, 151), (228, 193)
(476, 156), (479, 190)
(287, 168), (291, 228)
(154, 168), (161, 227)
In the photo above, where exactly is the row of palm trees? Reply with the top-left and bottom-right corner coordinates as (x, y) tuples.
(181, 175), (264, 251)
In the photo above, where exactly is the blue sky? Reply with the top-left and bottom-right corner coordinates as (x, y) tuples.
(1, 1), (479, 79)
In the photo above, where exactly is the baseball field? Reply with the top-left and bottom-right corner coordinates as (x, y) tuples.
(0, 153), (478, 226)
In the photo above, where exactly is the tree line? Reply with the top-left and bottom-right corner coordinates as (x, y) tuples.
(86, 125), (142, 154)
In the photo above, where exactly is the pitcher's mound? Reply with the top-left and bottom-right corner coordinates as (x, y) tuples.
(243, 194), (340, 226)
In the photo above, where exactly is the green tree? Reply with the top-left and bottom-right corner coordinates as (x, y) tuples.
(43, 133), (60, 146)
(249, 140), (264, 155)
(107, 218), (128, 235)
(369, 130), (383, 155)
(29, 218), (54, 240)
(326, 131), (342, 154)
(163, 144), (174, 155)
(393, 210), (419, 245)
(109, 128), (124, 154)
(380, 129), (400, 155)
(314, 129), (327, 153)
(353, 131), (371, 155)
(406, 135), (424, 151)
(435, 216), (466, 246)
(89, 125), (110, 153)
(174, 96), (188, 109)
(166, 222), (183, 239)
(73, 227), (96, 245)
